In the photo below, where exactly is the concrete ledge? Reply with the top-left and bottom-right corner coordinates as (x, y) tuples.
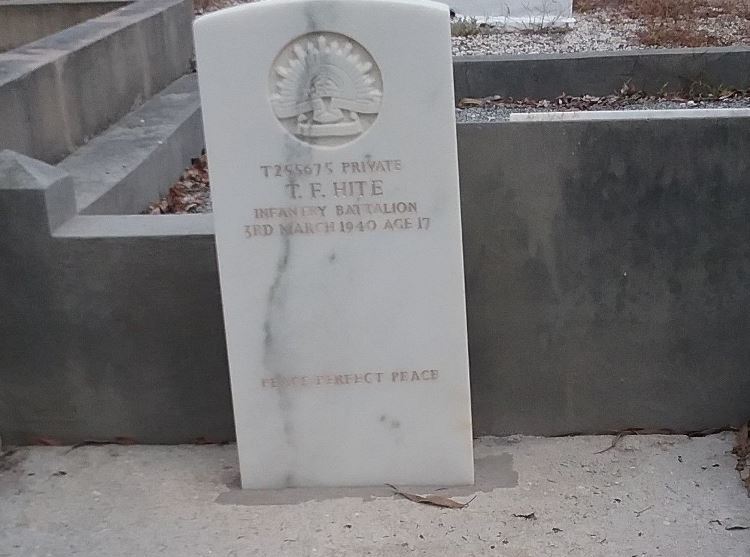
(0, 0), (194, 164)
(509, 108), (750, 121)
(453, 46), (750, 100)
(0, 150), (76, 232)
(58, 74), (203, 215)
(0, 0), (129, 52)
(54, 213), (214, 238)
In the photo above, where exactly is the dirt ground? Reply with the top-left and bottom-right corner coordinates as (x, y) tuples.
(1, 433), (748, 556)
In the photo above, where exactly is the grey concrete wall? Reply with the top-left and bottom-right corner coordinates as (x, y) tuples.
(453, 47), (750, 100)
(458, 115), (750, 435)
(59, 74), (204, 215)
(0, 0), (129, 52)
(0, 0), (194, 164)
(2, 113), (750, 444)
(0, 152), (231, 444)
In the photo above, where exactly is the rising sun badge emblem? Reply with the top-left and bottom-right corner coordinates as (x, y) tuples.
(269, 33), (383, 147)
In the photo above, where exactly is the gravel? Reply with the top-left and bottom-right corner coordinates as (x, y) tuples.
(452, 13), (643, 55)
(451, 10), (750, 56)
(456, 96), (750, 122)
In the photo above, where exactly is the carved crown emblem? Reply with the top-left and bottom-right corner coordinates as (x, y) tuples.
(270, 34), (382, 146)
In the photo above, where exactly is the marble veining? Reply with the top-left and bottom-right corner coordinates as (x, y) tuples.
(194, 0), (474, 489)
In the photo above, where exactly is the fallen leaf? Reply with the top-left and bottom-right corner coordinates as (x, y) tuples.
(32, 437), (61, 446)
(115, 436), (137, 445)
(457, 98), (482, 108)
(64, 437), (138, 454)
(594, 431), (630, 454)
(192, 437), (230, 446)
(386, 484), (474, 509)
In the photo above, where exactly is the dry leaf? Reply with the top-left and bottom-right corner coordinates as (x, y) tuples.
(733, 421), (750, 496)
(115, 436), (137, 445)
(386, 484), (474, 509)
(457, 98), (482, 108)
(65, 436), (137, 454)
(32, 437), (61, 446)
(192, 436), (230, 446)
(734, 422), (749, 459)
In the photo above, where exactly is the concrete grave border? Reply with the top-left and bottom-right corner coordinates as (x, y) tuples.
(453, 46), (750, 100)
(0, 0), (194, 164)
(2, 46), (750, 444)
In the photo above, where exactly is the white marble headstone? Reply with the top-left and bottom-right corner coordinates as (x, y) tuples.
(194, 0), (473, 489)
(445, 0), (574, 28)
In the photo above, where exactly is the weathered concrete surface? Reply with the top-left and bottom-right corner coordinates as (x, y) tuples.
(0, 434), (748, 556)
(0, 0), (193, 164)
(59, 73), (203, 214)
(0, 0), (128, 52)
(2, 113), (750, 444)
(0, 152), (231, 445)
(453, 47), (750, 100)
(0, 150), (76, 235)
(0, 223), (232, 444)
(457, 116), (750, 436)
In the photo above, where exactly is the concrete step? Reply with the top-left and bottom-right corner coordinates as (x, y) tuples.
(58, 73), (203, 215)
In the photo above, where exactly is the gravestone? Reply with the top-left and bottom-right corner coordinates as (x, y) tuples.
(194, 0), (473, 489)
(446, 0), (574, 28)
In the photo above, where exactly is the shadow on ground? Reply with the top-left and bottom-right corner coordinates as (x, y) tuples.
(216, 452), (518, 506)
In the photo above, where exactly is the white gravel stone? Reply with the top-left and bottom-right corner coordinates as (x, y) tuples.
(451, 11), (750, 56)
(452, 13), (644, 56)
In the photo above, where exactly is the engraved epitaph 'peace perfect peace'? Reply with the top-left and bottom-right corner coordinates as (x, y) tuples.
(194, 0), (474, 489)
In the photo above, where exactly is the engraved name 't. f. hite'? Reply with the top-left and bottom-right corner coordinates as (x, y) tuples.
(194, 0), (474, 489)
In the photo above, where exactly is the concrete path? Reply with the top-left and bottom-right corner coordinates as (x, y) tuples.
(1, 434), (748, 556)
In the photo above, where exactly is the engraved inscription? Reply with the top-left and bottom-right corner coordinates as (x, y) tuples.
(269, 33), (382, 147)
(243, 156), (434, 237)
(261, 369), (440, 388)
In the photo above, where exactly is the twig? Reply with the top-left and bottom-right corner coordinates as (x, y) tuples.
(594, 431), (631, 454)
(634, 505), (653, 517)
(64, 438), (136, 454)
